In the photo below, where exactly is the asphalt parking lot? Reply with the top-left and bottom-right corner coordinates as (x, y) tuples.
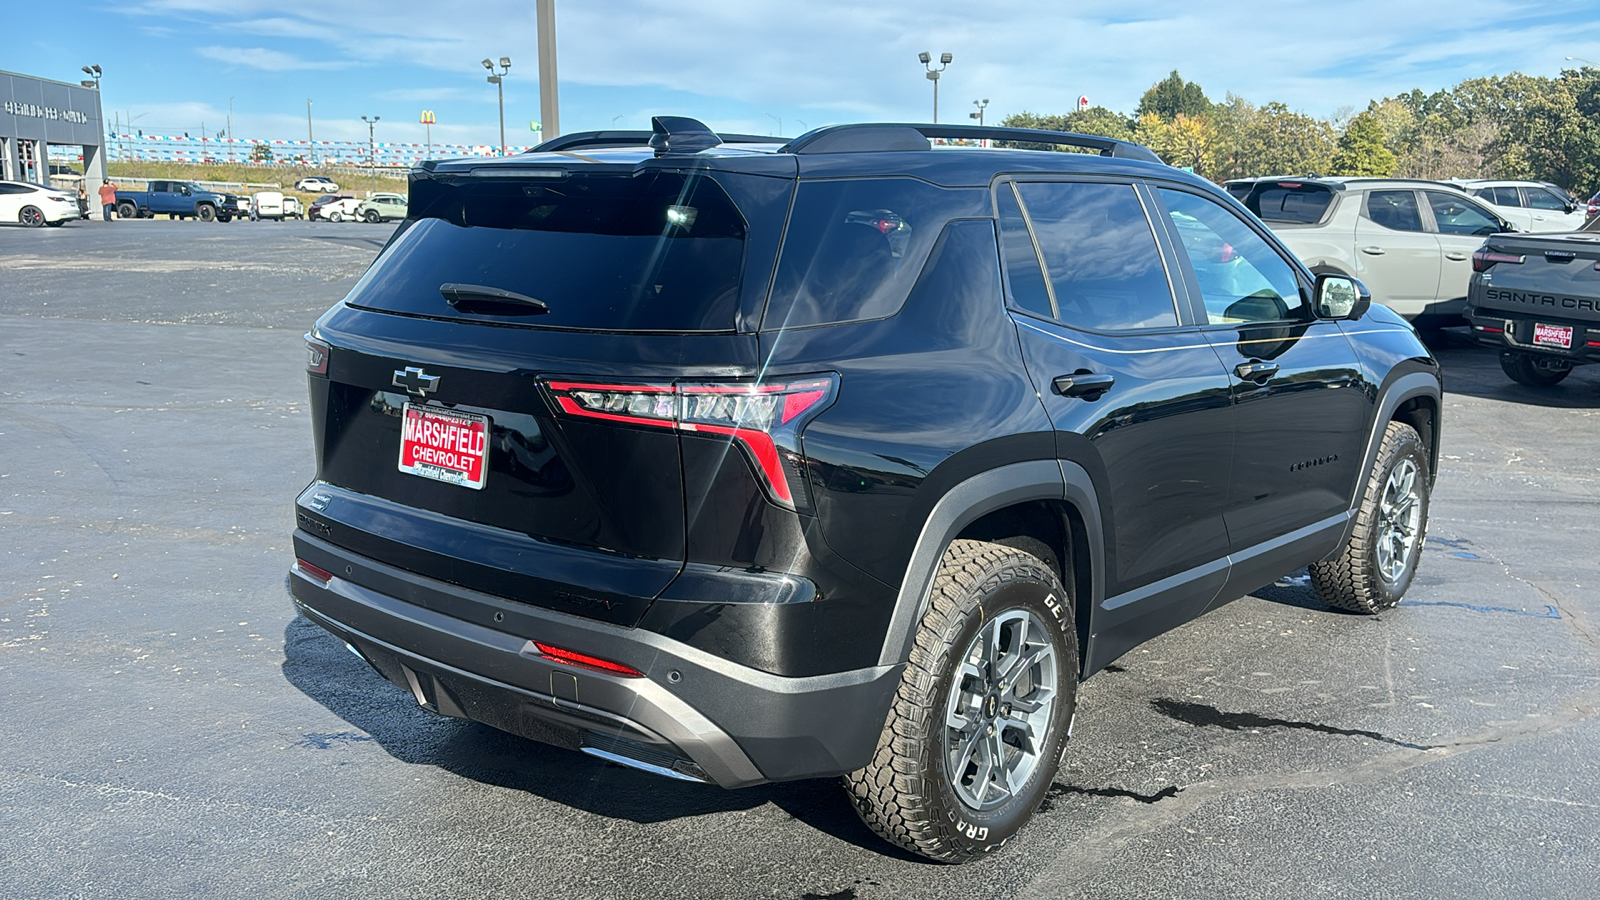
(3, 219), (1598, 899)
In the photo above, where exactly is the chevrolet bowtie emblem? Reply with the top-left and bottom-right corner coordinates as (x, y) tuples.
(393, 366), (440, 397)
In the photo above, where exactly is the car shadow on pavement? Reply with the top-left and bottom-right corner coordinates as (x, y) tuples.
(1422, 327), (1600, 408)
(279, 612), (922, 860)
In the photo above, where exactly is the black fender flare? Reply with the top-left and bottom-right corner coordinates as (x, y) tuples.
(875, 459), (1106, 668)
(1326, 370), (1441, 556)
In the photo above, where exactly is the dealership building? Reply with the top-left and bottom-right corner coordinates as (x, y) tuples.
(1, 69), (106, 186)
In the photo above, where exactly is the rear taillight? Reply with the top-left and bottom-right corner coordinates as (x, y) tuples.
(533, 642), (644, 677)
(1471, 247), (1525, 273)
(304, 333), (330, 375)
(544, 375), (838, 509)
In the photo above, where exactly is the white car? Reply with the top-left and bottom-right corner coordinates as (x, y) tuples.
(0, 180), (79, 227)
(1452, 179), (1587, 233)
(283, 195), (303, 218)
(250, 190), (287, 221)
(295, 176), (340, 193)
(319, 197), (364, 222)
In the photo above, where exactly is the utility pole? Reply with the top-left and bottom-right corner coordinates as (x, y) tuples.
(307, 99), (315, 165)
(227, 97), (234, 162)
(537, 0), (560, 140)
(919, 52), (952, 123)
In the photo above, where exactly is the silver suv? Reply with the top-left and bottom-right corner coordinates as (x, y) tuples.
(1243, 177), (1513, 326)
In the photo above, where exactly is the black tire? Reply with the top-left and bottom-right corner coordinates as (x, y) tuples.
(363, 209), (381, 223)
(116, 201), (138, 219)
(1500, 351), (1572, 387)
(845, 539), (1076, 863)
(1309, 422), (1430, 614)
(218, 213), (232, 223)
(19, 205), (45, 227)
(197, 204), (216, 223)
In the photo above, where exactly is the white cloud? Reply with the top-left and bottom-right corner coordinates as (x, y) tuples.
(196, 46), (350, 71)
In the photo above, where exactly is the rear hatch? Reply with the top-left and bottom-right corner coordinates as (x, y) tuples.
(300, 158), (792, 625)
(1472, 232), (1600, 326)
(1245, 180), (1337, 226)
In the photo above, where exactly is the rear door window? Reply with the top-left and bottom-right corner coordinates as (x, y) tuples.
(1247, 183), (1334, 224)
(995, 184), (1053, 319)
(346, 170), (749, 331)
(1493, 186), (1523, 206)
(764, 178), (981, 328)
(1365, 190), (1424, 232)
(1016, 181), (1177, 331)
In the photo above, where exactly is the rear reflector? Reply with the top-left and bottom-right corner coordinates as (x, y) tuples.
(295, 558), (334, 585)
(533, 642), (645, 677)
(544, 375), (838, 509)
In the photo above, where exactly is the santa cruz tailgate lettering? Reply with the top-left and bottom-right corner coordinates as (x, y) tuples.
(1484, 288), (1600, 313)
(398, 403), (490, 489)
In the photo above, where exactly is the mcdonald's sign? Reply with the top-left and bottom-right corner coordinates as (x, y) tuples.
(420, 110), (436, 125)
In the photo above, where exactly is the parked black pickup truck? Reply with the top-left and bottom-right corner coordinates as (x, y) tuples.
(1466, 231), (1600, 386)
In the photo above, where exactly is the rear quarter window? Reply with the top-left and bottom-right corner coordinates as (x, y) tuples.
(1247, 183), (1334, 224)
(763, 178), (984, 329)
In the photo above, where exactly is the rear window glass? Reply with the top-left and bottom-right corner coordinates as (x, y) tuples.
(763, 178), (982, 329)
(345, 171), (747, 331)
(1248, 183), (1334, 224)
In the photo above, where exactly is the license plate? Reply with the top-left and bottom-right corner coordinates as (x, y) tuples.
(398, 403), (490, 490)
(1532, 322), (1574, 349)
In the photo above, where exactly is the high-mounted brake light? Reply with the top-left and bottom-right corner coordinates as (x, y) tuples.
(533, 642), (644, 677)
(544, 376), (838, 509)
(1471, 248), (1525, 273)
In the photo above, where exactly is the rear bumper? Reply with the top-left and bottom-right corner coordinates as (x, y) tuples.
(288, 532), (901, 788)
(1465, 306), (1600, 363)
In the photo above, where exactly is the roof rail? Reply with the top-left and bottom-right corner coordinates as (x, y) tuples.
(533, 125), (784, 154)
(781, 123), (1164, 164)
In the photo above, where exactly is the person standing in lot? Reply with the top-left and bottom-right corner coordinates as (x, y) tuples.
(76, 181), (89, 218)
(98, 179), (118, 222)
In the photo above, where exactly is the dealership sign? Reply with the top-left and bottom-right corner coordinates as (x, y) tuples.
(3, 100), (89, 125)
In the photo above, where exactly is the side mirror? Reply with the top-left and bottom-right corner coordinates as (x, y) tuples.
(1314, 273), (1370, 321)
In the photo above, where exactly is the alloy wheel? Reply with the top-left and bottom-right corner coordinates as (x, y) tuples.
(943, 608), (1057, 811)
(1375, 457), (1421, 583)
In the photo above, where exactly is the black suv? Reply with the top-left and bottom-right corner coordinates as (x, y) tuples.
(290, 117), (1442, 862)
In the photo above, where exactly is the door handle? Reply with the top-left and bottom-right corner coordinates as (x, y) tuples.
(1360, 246), (1386, 255)
(1235, 361), (1279, 382)
(1053, 371), (1115, 399)
(1444, 251), (1469, 261)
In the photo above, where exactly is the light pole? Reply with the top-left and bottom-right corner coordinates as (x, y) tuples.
(1566, 55), (1598, 67)
(361, 114), (380, 193)
(969, 98), (989, 148)
(766, 112), (782, 135)
(919, 51), (952, 123)
(80, 65), (104, 182)
(483, 56), (511, 155)
(306, 99), (315, 165)
(227, 96), (234, 162)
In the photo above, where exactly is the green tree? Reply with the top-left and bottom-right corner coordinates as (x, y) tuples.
(1209, 100), (1334, 181)
(1137, 70), (1211, 121)
(998, 108), (1133, 152)
(1329, 112), (1396, 176)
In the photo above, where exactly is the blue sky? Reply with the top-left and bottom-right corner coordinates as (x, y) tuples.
(7, 0), (1600, 148)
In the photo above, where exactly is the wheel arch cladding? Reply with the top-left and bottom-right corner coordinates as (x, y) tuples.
(876, 459), (1105, 671)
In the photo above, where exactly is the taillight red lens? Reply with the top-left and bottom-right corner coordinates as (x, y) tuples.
(304, 333), (330, 375)
(544, 376), (837, 509)
(533, 642), (644, 677)
(1471, 248), (1525, 273)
